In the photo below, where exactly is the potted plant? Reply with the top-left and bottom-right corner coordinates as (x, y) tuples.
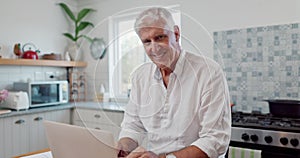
(58, 2), (95, 60)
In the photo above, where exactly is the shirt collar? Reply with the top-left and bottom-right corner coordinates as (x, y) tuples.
(153, 50), (186, 80)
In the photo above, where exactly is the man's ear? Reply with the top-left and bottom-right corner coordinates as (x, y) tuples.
(174, 25), (180, 42)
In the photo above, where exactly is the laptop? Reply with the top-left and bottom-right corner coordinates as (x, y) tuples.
(44, 120), (118, 158)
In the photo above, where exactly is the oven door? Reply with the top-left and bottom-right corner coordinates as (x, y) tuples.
(227, 141), (300, 158)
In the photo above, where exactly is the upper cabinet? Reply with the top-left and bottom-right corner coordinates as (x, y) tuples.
(0, 59), (87, 67)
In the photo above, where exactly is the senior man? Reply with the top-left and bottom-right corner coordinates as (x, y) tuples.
(117, 7), (231, 158)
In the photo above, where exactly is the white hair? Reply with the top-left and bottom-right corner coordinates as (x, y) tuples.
(134, 7), (176, 34)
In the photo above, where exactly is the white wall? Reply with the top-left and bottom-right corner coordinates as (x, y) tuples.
(79, 0), (300, 57)
(0, 0), (76, 57)
(0, 0), (76, 91)
(2, 0), (299, 58)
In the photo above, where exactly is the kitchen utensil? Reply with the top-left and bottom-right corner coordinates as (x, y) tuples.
(0, 109), (12, 115)
(42, 53), (62, 60)
(22, 43), (39, 59)
(13, 43), (22, 58)
(90, 38), (106, 60)
(264, 99), (300, 117)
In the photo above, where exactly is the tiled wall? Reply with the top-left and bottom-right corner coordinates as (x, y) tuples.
(0, 66), (67, 90)
(213, 23), (300, 113)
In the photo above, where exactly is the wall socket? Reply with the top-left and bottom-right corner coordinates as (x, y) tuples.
(45, 72), (55, 80)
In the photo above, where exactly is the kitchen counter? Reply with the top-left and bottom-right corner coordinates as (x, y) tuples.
(0, 101), (125, 118)
(72, 101), (125, 112)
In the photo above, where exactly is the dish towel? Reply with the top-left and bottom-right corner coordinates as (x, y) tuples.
(228, 146), (261, 158)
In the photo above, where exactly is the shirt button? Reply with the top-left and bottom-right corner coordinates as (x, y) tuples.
(163, 108), (169, 113)
(163, 120), (168, 125)
(165, 103), (170, 107)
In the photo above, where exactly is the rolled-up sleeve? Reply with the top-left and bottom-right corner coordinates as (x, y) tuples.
(191, 67), (231, 158)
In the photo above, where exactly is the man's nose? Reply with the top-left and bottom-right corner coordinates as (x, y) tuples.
(149, 42), (160, 53)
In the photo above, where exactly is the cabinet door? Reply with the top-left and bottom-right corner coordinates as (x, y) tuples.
(73, 120), (122, 141)
(28, 109), (71, 152)
(44, 109), (71, 124)
(28, 112), (48, 152)
(3, 115), (29, 158)
(0, 109), (71, 158)
(72, 109), (124, 141)
(73, 109), (124, 125)
(0, 118), (4, 158)
(73, 109), (110, 124)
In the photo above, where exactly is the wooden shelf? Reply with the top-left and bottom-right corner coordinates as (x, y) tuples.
(0, 58), (87, 67)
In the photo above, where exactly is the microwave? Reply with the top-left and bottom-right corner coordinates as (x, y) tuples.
(13, 80), (69, 108)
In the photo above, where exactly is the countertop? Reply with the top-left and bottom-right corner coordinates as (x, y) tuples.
(0, 101), (125, 118)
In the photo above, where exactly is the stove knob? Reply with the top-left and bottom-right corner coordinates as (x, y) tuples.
(264, 136), (273, 144)
(290, 138), (299, 147)
(241, 133), (250, 141)
(280, 137), (289, 145)
(250, 134), (259, 142)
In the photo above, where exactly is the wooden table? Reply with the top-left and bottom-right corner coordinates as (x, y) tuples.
(13, 148), (51, 158)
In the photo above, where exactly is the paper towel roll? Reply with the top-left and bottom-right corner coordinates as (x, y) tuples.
(228, 146), (261, 158)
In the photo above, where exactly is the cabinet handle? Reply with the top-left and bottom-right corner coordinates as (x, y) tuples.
(15, 119), (25, 124)
(34, 117), (43, 121)
(95, 127), (101, 130)
(94, 114), (101, 118)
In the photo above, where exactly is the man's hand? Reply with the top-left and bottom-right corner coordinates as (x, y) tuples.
(117, 137), (138, 157)
(126, 146), (161, 158)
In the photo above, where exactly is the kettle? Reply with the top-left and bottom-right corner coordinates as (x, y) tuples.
(22, 43), (39, 59)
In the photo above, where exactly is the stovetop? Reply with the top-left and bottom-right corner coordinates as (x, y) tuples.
(231, 112), (300, 149)
(232, 112), (300, 133)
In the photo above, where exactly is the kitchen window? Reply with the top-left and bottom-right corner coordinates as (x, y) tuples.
(108, 6), (181, 99)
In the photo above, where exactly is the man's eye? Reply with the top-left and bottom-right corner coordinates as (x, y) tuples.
(142, 39), (151, 45)
(156, 35), (167, 41)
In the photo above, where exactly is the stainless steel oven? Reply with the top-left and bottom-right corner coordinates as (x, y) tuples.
(227, 112), (300, 158)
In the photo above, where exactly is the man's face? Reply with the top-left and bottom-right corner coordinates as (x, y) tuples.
(138, 26), (179, 69)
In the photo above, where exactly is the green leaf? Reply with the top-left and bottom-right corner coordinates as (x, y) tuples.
(63, 33), (76, 42)
(75, 35), (82, 41)
(76, 22), (94, 34)
(58, 3), (76, 22)
(77, 8), (95, 22)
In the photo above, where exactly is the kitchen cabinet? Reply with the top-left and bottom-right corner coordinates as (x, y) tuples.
(72, 108), (124, 141)
(2, 114), (29, 158)
(0, 109), (71, 158)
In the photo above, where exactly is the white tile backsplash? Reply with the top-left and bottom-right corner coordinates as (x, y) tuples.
(0, 73), (9, 82)
(34, 71), (44, 81)
(0, 66), (67, 90)
(0, 66), (21, 73)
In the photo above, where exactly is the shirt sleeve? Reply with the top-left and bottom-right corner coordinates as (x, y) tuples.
(118, 74), (146, 145)
(191, 65), (232, 158)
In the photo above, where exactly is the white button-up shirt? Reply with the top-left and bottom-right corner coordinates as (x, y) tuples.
(119, 51), (231, 158)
